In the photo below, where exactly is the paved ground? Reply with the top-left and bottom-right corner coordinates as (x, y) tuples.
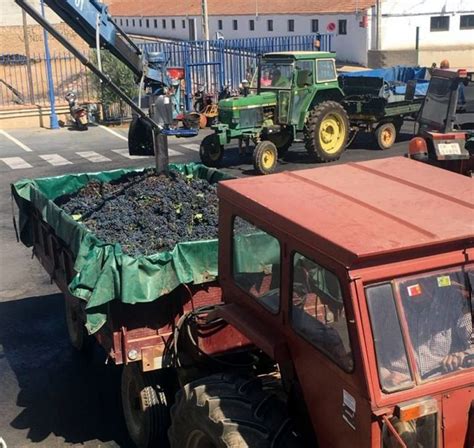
(0, 95), (472, 447)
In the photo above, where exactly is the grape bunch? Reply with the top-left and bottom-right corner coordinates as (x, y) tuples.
(56, 169), (219, 257)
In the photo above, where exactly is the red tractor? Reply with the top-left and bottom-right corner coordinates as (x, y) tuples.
(166, 157), (473, 447)
(408, 68), (473, 176)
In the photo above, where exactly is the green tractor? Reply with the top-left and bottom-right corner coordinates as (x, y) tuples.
(199, 51), (349, 174)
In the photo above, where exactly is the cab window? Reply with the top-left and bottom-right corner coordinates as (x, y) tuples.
(295, 61), (314, 87)
(232, 216), (281, 313)
(316, 59), (337, 82)
(291, 252), (353, 371)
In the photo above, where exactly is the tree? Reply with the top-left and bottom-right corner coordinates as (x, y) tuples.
(90, 50), (137, 122)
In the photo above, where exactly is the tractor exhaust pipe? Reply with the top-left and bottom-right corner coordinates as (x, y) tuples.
(257, 53), (262, 95)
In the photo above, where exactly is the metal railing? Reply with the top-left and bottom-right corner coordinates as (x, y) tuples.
(0, 34), (332, 114)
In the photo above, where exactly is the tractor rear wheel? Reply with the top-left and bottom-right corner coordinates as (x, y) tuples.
(200, 134), (224, 167)
(375, 122), (397, 150)
(121, 364), (172, 448)
(304, 101), (349, 162)
(253, 140), (278, 175)
(168, 374), (299, 448)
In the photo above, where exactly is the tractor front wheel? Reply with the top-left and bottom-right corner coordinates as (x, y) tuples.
(168, 374), (299, 448)
(65, 295), (93, 353)
(304, 101), (349, 162)
(199, 134), (224, 167)
(253, 140), (278, 175)
(375, 122), (397, 150)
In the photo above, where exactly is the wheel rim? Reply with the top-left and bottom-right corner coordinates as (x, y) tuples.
(381, 127), (395, 146)
(186, 430), (216, 448)
(261, 148), (276, 169)
(319, 113), (346, 154)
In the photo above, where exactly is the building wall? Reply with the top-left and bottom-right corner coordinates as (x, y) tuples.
(378, 0), (474, 65)
(114, 12), (371, 65)
(0, 0), (61, 26)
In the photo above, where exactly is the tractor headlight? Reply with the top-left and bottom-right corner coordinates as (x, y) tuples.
(383, 398), (437, 448)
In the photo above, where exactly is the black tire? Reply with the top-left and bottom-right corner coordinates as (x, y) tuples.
(64, 295), (94, 353)
(168, 373), (300, 448)
(253, 140), (278, 175)
(266, 131), (293, 157)
(200, 134), (224, 167)
(303, 101), (349, 162)
(122, 364), (171, 448)
(128, 116), (154, 156)
(375, 122), (397, 150)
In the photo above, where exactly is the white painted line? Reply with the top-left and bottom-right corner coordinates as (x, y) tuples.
(167, 147), (182, 157)
(77, 151), (111, 163)
(112, 148), (144, 160)
(99, 125), (128, 142)
(0, 157), (33, 169)
(181, 143), (200, 152)
(40, 154), (73, 166)
(0, 129), (33, 152)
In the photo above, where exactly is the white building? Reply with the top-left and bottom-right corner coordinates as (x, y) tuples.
(109, 0), (474, 67)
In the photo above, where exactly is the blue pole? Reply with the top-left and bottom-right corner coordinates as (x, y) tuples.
(40, 0), (59, 129)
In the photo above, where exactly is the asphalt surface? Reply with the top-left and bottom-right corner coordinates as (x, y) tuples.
(0, 97), (473, 447)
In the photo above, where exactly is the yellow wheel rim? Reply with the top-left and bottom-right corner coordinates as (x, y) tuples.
(319, 113), (346, 154)
(261, 148), (276, 169)
(381, 127), (394, 147)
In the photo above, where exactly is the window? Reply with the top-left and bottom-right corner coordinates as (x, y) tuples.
(218, 19), (223, 30)
(291, 253), (353, 371)
(316, 59), (337, 82)
(430, 16), (449, 31)
(460, 14), (474, 29)
(126, 19), (129, 26)
(295, 60), (314, 87)
(366, 267), (472, 392)
(233, 216), (281, 313)
(233, 19), (238, 30)
(311, 19), (319, 33)
(288, 19), (295, 32)
(182, 19), (186, 28)
(139, 19), (142, 27)
(338, 19), (347, 35)
(146, 19), (149, 28)
(249, 19), (255, 31)
(171, 19), (176, 29)
(162, 19), (167, 29)
(267, 19), (273, 31)
(154, 19), (158, 28)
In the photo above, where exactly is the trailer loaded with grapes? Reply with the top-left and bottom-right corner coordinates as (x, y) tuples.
(11, 158), (474, 448)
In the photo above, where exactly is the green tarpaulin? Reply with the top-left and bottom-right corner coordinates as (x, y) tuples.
(11, 163), (228, 333)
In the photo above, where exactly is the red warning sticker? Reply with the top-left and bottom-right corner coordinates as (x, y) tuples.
(407, 284), (422, 297)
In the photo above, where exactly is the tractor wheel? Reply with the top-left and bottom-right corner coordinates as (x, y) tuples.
(267, 131), (293, 157)
(121, 364), (172, 448)
(253, 140), (278, 175)
(64, 295), (93, 353)
(168, 373), (299, 448)
(303, 101), (349, 162)
(375, 122), (397, 150)
(199, 134), (224, 167)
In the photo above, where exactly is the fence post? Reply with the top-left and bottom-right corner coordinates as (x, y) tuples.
(40, 0), (59, 129)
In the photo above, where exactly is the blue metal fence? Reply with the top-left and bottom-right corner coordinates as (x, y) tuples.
(0, 34), (331, 113)
(139, 34), (331, 112)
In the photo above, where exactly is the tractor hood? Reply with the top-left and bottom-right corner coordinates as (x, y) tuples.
(219, 91), (277, 110)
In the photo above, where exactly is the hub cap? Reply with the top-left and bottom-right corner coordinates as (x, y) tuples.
(262, 148), (276, 169)
(319, 113), (346, 154)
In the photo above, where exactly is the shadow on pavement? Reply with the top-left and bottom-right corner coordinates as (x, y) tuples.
(0, 293), (131, 447)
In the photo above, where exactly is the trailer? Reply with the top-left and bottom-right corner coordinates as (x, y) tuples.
(11, 162), (236, 448)
(339, 66), (429, 150)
